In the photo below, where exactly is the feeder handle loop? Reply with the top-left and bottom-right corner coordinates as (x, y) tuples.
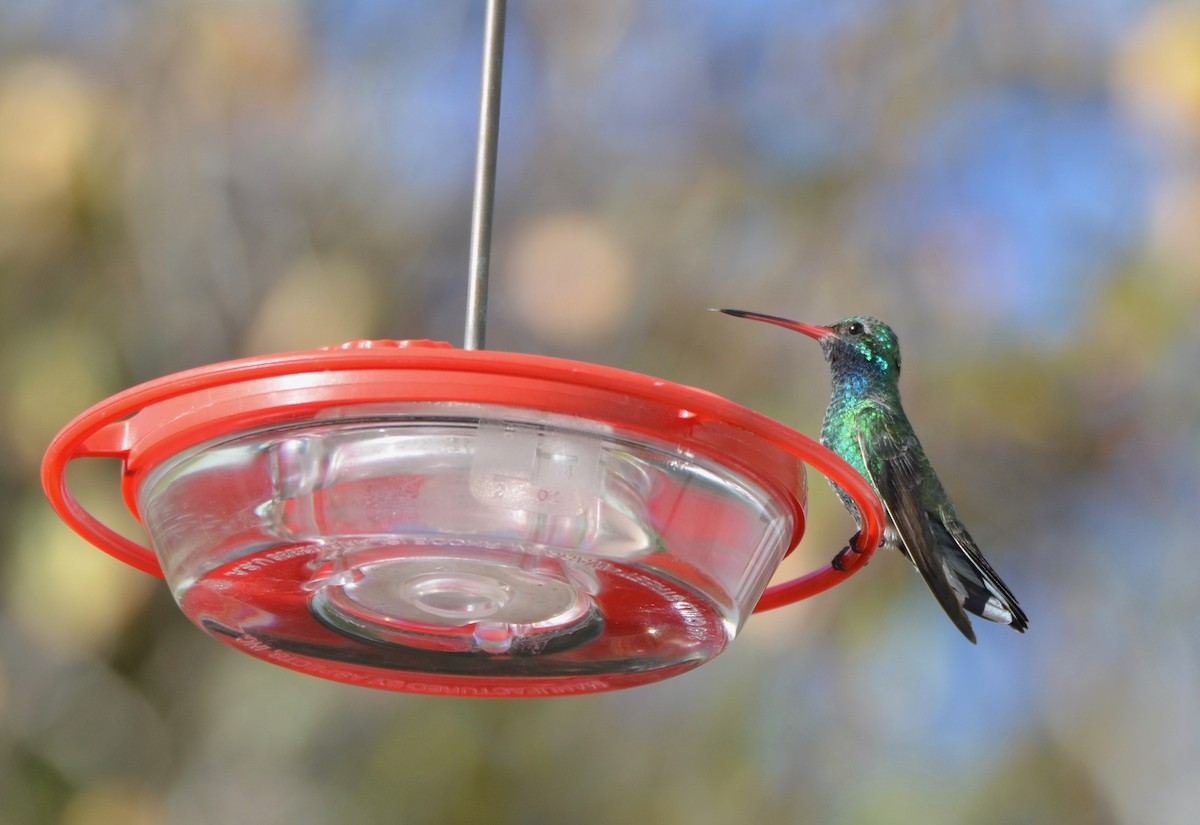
(42, 419), (164, 577)
(750, 417), (886, 613)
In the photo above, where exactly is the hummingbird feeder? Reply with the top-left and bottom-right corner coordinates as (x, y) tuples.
(41, 1), (884, 696)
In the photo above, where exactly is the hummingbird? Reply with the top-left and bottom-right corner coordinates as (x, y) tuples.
(717, 309), (1027, 643)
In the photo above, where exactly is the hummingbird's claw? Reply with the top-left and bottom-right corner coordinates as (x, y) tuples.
(831, 531), (864, 572)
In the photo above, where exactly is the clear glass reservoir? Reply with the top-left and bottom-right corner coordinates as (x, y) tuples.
(137, 405), (793, 695)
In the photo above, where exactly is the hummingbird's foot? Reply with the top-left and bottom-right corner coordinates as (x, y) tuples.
(831, 531), (863, 572)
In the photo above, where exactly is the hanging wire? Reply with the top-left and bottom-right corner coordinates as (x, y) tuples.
(464, 0), (507, 351)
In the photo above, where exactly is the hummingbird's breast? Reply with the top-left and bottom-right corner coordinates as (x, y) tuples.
(820, 391), (871, 480)
(819, 393), (874, 526)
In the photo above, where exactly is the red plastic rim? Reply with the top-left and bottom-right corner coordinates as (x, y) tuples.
(41, 340), (884, 612)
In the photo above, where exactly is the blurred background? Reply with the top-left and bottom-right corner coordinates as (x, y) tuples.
(1, 1), (1198, 823)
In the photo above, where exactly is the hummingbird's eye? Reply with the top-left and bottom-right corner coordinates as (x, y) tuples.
(845, 321), (865, 336)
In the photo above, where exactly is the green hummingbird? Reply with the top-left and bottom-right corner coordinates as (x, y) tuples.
(717, 309), (1028, 642)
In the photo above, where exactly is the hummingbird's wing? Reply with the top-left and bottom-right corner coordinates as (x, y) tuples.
(854, 410), (979, 643)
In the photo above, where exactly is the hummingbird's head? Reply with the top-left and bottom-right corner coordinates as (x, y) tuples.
(822, 316), (901, 380)
(715, 309), (902, 381)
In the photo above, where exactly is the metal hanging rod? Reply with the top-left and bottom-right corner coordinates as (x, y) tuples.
(463, 0), (507, 351)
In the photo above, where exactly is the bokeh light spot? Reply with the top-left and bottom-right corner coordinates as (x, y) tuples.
(242, 256), (379, 354)
(503, 213), (636, 347)
(1114, 4), (1200, 143)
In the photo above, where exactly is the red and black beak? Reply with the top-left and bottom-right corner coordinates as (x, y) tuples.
(713, 308), (835, 341)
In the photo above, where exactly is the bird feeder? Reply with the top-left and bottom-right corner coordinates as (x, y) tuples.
(40, 2), (884, 696)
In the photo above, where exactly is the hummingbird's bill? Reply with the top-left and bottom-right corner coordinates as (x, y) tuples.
(713, 308), (834, 341)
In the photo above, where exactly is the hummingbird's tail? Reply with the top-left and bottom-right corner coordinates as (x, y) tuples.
(932, 519), (1028, 634)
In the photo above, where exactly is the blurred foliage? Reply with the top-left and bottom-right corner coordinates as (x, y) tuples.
(2, 1), (1198, 824)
